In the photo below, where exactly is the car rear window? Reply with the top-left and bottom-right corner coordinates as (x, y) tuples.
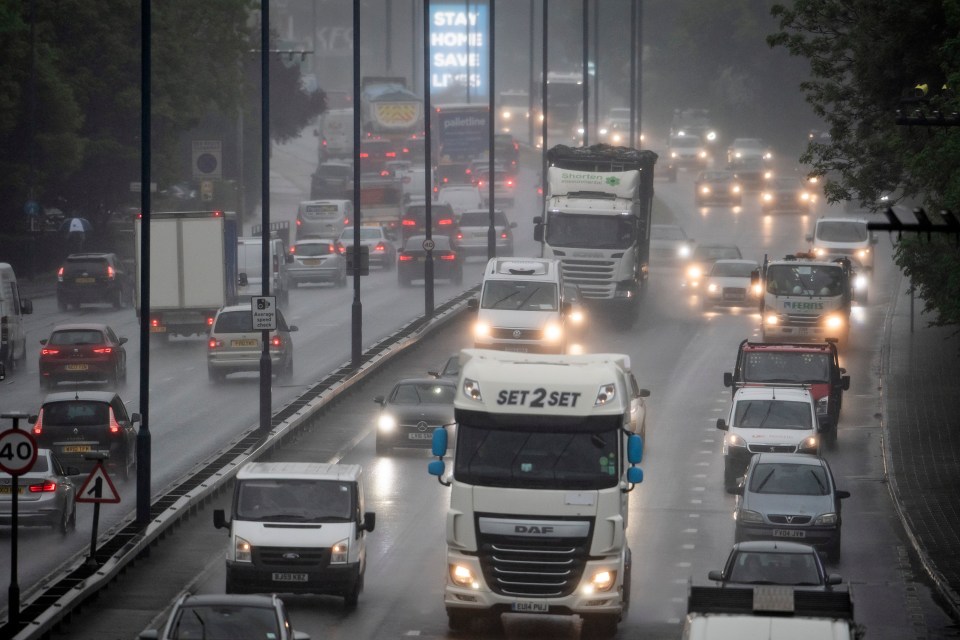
(459, 211), (508, 227)
(214, 311), (253, 333)
(49, 330), (106, 345)
(41, 401), (109, 426)
(63, 257), (108, 274)
(294, 243), (337, 256)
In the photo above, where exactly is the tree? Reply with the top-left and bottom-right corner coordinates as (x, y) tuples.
(769, 0), (960, 327)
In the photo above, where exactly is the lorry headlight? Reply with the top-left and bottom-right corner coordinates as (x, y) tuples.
(450, 564), (480, 589)
(732, 185), (741, 194)
(330, 539), (349, 564)
(569, 309), (584, 325)
(583, 569), (616, 594)
(378, 414), (396, 433)
(736, 509), (764, 524)
(463, 378), (483, 402)
(686, 265), (702, 280)
(762, 193), (773, 202)
(235, 536), (253, 563)
(700, 186), (711, 195)
(814, 513), (838, 526)
(825, 314), (844, 329)
(799, 436), (819, 453)
(678, 245), (691, 258)
(854, 274), (867, 290)
(765, 314), (779, 325)
(816, 396), (829, 416)
(725, 434), (746, 448)
(595, 383), (617, 406)
(543, 322), (563, 342)
(751, 283), (762, 296)
(473, 321), (491, 338)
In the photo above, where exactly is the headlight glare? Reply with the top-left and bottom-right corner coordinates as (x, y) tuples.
(765, 314), (779, 325)
(726, 434), (746, 447)
(825, 314), (844, 329)
(799, 436), (820, 452)
(378, 413), (396, 432)
(473, 321), (490, 338)
(587, 570), (616, 593)
(235, 536), (252, 563)
(450, 564), (479, 588)
(331, 539), (349, 564)
(543, 322), (563, 342)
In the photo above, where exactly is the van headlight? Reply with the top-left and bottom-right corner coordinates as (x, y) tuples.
(799, 435), (819, 453)
(378, 413), (396, 433)
(235, 536), (252, 563)
(725, 434), (746, 448)
(330, 539), (349, 564)
(582, 569), (616, 594)
(473, 321), (491, 338)
(736, 509), (764, 524)
(543, 322), (563, 342)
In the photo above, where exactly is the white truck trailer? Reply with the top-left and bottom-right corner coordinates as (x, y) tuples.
(534, 144), (658, 328)
(134, 210), (238, 339)
(427, 349), (645, 637)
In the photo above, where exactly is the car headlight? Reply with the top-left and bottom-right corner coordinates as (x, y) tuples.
(473, 321), (490, 338)
(700, 186), (711, 195)
(816, 396), (829, 416)
(698, 151), (707, 159)
(543, 322), (563, 342)
(800, 192), (811, 201)
(707, 131), (717, 141)
(751, 283), (762, 296)
(764, 171), (774, 180)
(799, 435), (819, 452)
(707, 283), (718, 293)
(671, 151), (678, 159)
(762, 193), (773, 202)
(501, 110), (511, 120)
(814, 247), (826, 256)
(732, 185), (741, 194)
(686, 265), (702, 280)
(378, 413), (396, 433)
(814, 513), (838, 526)
(734, 151), (742, 159)
(582, 569), (617, 594)
(235, 536), (252, 563)
(763, 152), (773, 160)
(678, 245), (691, 258)
(825, 314), (844, 329)
(599, 127), (608, 135)
(736, 509), (764, 524)
(330, 538), (349, 564)
(725, 434), (746, 448)
(450, 563), (480, 588)
(765, 314), (779, 325)
(857, 249), (869, 258)
(569, 309), (584, 324)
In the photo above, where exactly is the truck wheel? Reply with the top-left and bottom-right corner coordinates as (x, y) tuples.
(343, 573), (363, 609)
(581, 614), (619, 639)
(447, 609), (473, 633)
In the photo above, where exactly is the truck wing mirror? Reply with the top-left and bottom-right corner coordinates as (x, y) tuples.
(841, 375), (850, 391)
(21, 299), (33, 314)
(627, 434), (643, 464)
(0, 362), (4, 381)
(707, 570), (724, 581)
(533, 224), (544, 243)
(723, 372), (733, 388)
(467, 298), (479, 311)
(213, 508), (230, 530)
(716, 418), (728, 431)
(373, 395), (384, 405)
(750, 270), (760, 287)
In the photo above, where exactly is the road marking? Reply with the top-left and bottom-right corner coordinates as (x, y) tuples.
(691, 486), (705, 492)
(682, 544), (695, 550)
(683, 528), (698, 534)
(690, 499), (703, 504)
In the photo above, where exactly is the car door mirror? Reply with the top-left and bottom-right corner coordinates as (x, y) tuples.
(827, 573), (843, 585)
(65, 466), (81, 476)
(39, 338), (48, 346)
(288, 325), (299, 332)
(835, 489), (851, 500)
(21, 299), (33, 314)
(373, 395), (385, 405)
(213, 508), (230, 530)
(119, 337), (128, 345)
(841, 375), (850, 390)
(363, 511), (377, 533)
(638, 388), (650, 398)
(131, 413), (142, 424)
(467, 298), (479, 311)
(510, 222), (518, 229)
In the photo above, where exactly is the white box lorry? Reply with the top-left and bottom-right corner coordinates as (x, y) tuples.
(214, 462), (376, 608)
(427, 349), (645, 637)
(534, 145), (658, 328)
(134, 210), (238, 339)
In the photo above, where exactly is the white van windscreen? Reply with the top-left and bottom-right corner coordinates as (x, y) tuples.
(236, 479), (354, 522)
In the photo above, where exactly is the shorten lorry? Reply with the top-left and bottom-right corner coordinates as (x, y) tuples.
(134, 210), (238, 339)
(427, 349), (644, 637)
(754, 253), (852, 345)
(534, 144), (658, 328)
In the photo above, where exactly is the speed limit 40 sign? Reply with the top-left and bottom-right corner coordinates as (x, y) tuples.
(0, 428), (37, 476)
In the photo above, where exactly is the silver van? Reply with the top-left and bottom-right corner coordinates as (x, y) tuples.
(0, 263), (33, 372)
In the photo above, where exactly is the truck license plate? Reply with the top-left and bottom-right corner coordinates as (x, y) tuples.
(772, 529), (805, 538)
(511, 601), (549, 613)
(272, 573), (308, 582)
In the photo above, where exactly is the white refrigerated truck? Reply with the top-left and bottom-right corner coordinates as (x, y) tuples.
(134, 210), (238, 339)
(427, 349), (645, 637)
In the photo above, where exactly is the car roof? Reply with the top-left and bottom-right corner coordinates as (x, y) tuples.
(238, 461), (363, 482)
(65, 253), (114, 260)
(178, 593), (278, 608)
(48, 323), (113, 333)
(393, 377), (456, 387)
(742, 341), (834, 354)
(731, 540), (820, 554)
(294, 238), (337, 245)
(817, 216), (867, 224)
(42, 390), (118, 403)
(752, 452), (825, 467)
(711, 259), (756, 266)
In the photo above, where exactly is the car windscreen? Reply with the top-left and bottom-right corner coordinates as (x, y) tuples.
(710, 262), (754, 278)
(49, 330), (106, 345)
(748, 463), (830, 496)
(390, 382), (456, 405)
(670, 136), (702, 148)
(171, 603), (281, 638)
(817, 221), (868, 242)
(41, 401), (109, 426)
(214, 311), (253, 333)
(481, 280), (558, 311)
(733, 400), (813, 430)
(742, 352), (831, 383)
(236, 479), (355, 522)
(728, 551), (822, 585)
(295, 243), (337, 256)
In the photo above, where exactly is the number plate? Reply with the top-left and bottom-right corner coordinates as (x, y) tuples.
(408, 432), (432, 440)
(772, 529), (805, 538)
(62, 445), (92, 453)
(798, 328), (812, 335)
(65, 364), (89, 371)
(0, 486), (23, 495)
(231, 339), (259, 348)
(302, 259), (320, 266)
(150, 326), (167, 333)
(511, 601), (550, 613)
(272, 573), (308, 582)
(75, 277), (96, 284)
(504, 346), (529, 353)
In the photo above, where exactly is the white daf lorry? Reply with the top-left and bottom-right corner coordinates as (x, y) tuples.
(533, 145), (658, 328)
(427, 349), (645, 637)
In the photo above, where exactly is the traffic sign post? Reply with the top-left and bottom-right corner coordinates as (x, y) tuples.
(76, 457), (121, 567)
(0, 412), (37, 630)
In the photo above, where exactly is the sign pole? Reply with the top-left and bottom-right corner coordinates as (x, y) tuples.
(1, 413), (38, 630)
(87, 498), (101, 567)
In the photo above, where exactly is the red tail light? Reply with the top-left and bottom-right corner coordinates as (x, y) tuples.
(375, 243), (385, 252)
(108, 407), (121, 434)
(296, 219), (302, 227)
(399, 254), (413, 262)
(439, 253), (457, 261)
(206, 317), (215, 326)
(402, 219), (416, 227)
(107, 265), (116, 280)
(500, 232), (508, 239)
(289, 245), (296, 254)
(438, 218), (453, 226)
(506, 179), (515, 187)
(465, 168), (472, 175)
(385, 151), (397, 158)
(150, 318), (161, 328)
(380, 170), (390, 177)
(328, 243), (336, 253)
(29, 481), (57, 493)
(344, 217), (350, 225)
(456, 233), (464, 240)
(359, 152), (369, 159)
(40, 348), (60, 356)
(32, 409), (43, 435)
(208, 338), (222, 349)
(57, 267), (64, 282)
(92, 347), (113, 354)
(338, 245), (346, 254)
(270, 335), (282, 348)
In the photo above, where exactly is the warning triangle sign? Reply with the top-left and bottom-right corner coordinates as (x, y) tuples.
(76, 462), (121, 504)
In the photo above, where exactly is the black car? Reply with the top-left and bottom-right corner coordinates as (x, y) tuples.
(400, 202), (457, 243)
(694, 170), (743, 206)
(761, 177), (816, 213)
(32, 391), (139, 481)
(707, 541), (843, 590)
(397, 235), (463, 287)
(682, 243), (743, 288)
(57, 253), (131, 310)
(373, 377), (457, 454)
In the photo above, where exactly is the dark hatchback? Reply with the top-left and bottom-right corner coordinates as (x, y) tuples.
(39, 323), (128, 391)
(400, 202), (457, 243)
(32, 391), (139, 480)
(57, 253), (131, 310)
(397, 235), (463, 287)
(694, 170), (743, 206)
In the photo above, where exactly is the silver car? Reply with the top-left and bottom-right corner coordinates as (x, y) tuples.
(207, 304), (298, 383)
(287, 238), (347, 287)
(734, 453), (850, 561)
(0, 448), (78, 534)
(138, 593), (310, 640)
(456, 209), (515, 257)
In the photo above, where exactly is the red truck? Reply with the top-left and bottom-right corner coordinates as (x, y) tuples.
(722, 339), (850, 444)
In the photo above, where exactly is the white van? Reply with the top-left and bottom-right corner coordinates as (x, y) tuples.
(296, 199), (352, 239)
(807, 217), (877, 270)
(237, 236), (291, 307)
(468, 258), (570, 354)
(214, 462), (376, 607)
(0, 263), (33, 371)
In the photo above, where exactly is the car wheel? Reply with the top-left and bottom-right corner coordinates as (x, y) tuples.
(59, 505), (76, 535)
(343, 573), (363, 609)
(208, 367), (226, 383)
(57, 297), (68, 312)
(827, 532), (842, 562)
(724, 461), (740, 493)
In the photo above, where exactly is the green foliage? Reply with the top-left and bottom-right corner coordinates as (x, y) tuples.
(770, 0), (960, 326)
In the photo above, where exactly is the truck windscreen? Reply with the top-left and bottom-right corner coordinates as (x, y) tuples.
(545, 212), (636, 250)
(766, 264), (843, 296)
(454, 424), (621, 490)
